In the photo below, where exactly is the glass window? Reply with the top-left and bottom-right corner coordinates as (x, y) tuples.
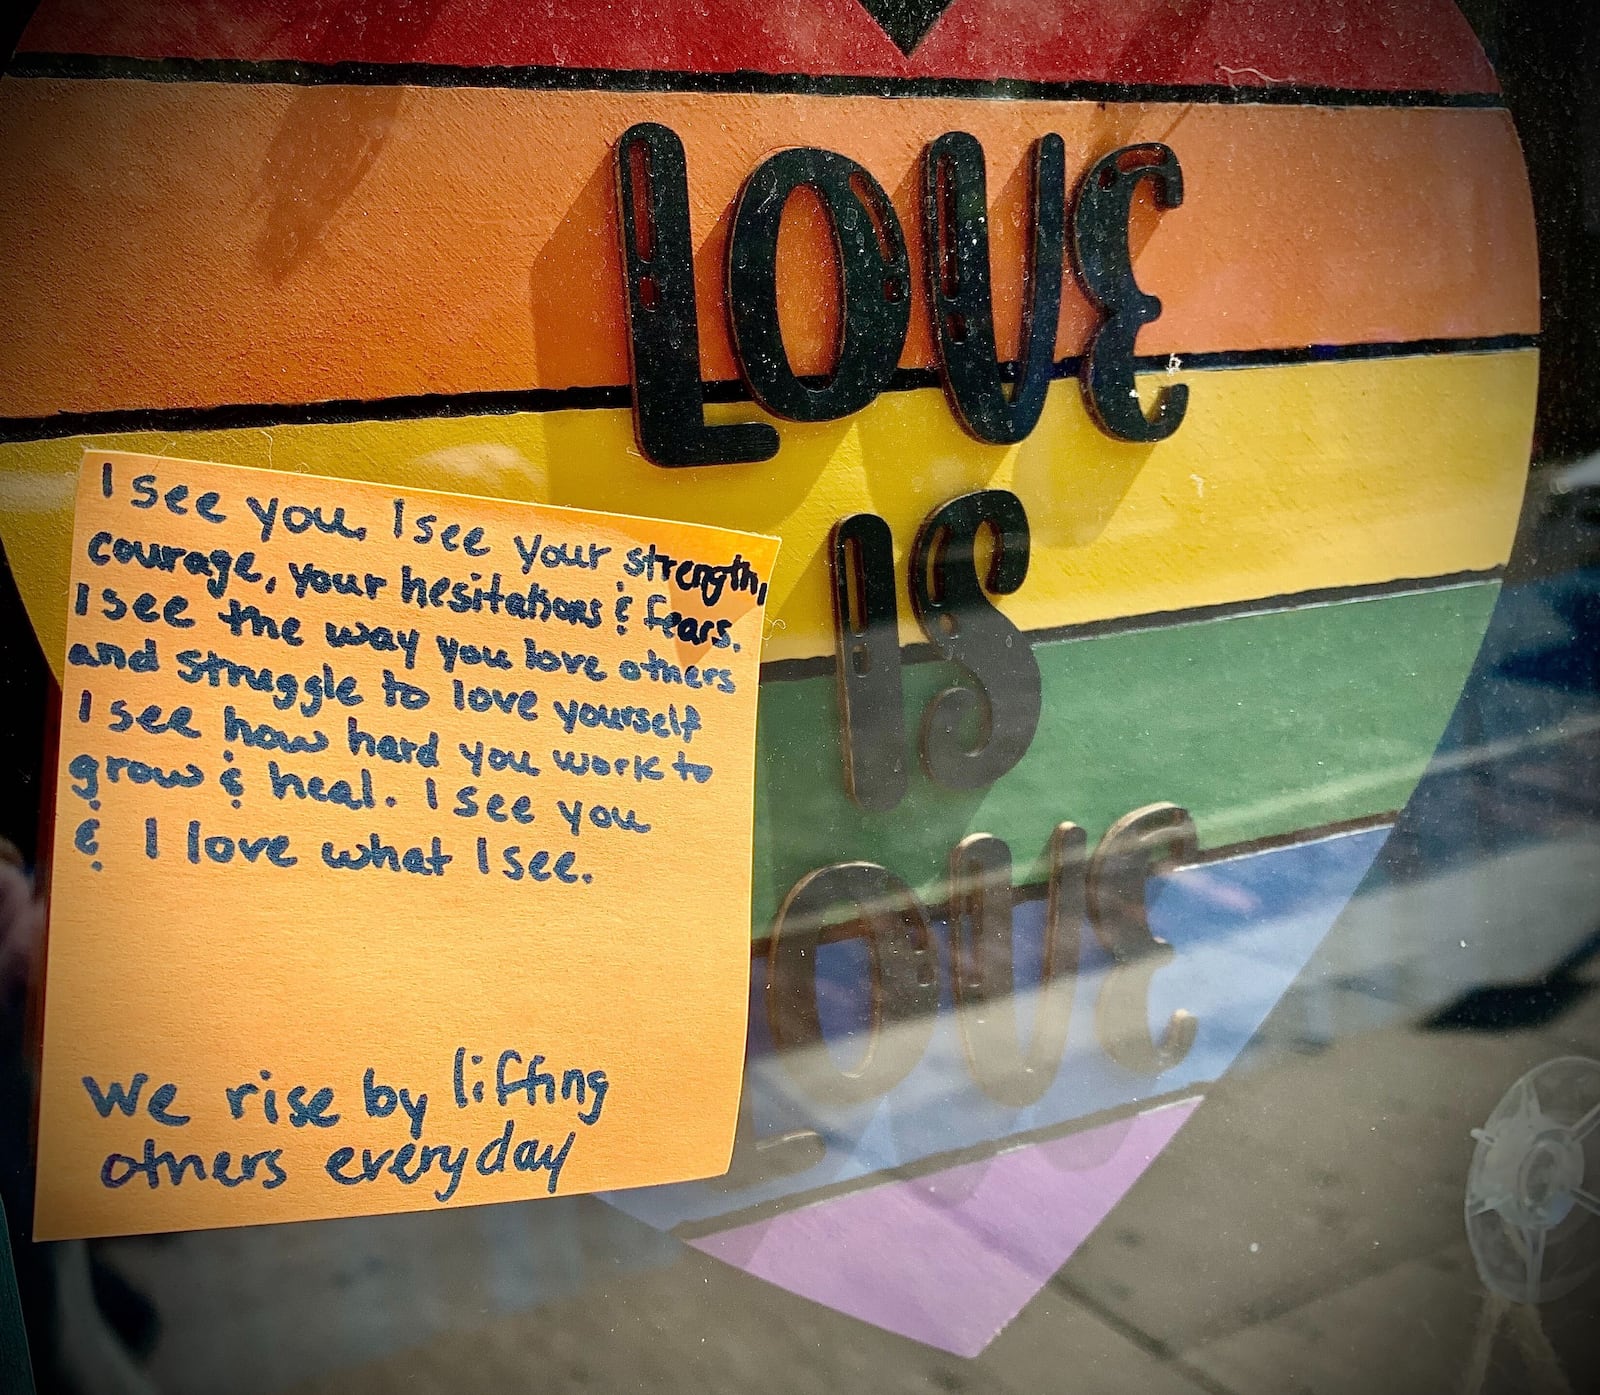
(1, 2), (1596, 1391)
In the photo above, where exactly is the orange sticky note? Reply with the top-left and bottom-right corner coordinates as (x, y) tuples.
(34, 450), (779, 1239)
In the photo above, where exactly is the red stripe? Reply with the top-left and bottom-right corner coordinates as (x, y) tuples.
(18, 0), (1498, 93)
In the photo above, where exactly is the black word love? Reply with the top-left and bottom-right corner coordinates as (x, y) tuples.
(614, 123), (1186, 467)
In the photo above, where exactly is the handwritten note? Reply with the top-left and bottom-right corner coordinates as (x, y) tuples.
(34, 451), (779, 1239)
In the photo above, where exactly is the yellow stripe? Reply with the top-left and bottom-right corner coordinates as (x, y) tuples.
(0, 350), (1534, 676)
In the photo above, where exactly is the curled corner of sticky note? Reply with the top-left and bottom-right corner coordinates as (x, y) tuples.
(0, 488), (77, 682)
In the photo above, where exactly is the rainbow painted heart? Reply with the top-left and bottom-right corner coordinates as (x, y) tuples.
(0, 0), (1535, 1358)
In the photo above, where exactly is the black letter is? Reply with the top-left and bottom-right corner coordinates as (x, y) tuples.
(909, 489), (1041, 790)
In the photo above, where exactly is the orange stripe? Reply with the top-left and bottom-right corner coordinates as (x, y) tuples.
(0, 80), (1536, 416)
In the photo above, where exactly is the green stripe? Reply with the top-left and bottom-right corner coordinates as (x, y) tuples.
(751, 582), (1498, 930)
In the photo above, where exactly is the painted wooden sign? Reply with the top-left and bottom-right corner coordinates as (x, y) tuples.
(0, 0), (1536, 1355)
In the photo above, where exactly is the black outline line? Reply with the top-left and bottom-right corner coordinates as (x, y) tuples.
(1178, 809), (1399, 868)
(0, 334), (1538, 446)
(757, 569), (1505, 682)
(671, 1087), (1208, 1240)
(7, 52), (1507, 109)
